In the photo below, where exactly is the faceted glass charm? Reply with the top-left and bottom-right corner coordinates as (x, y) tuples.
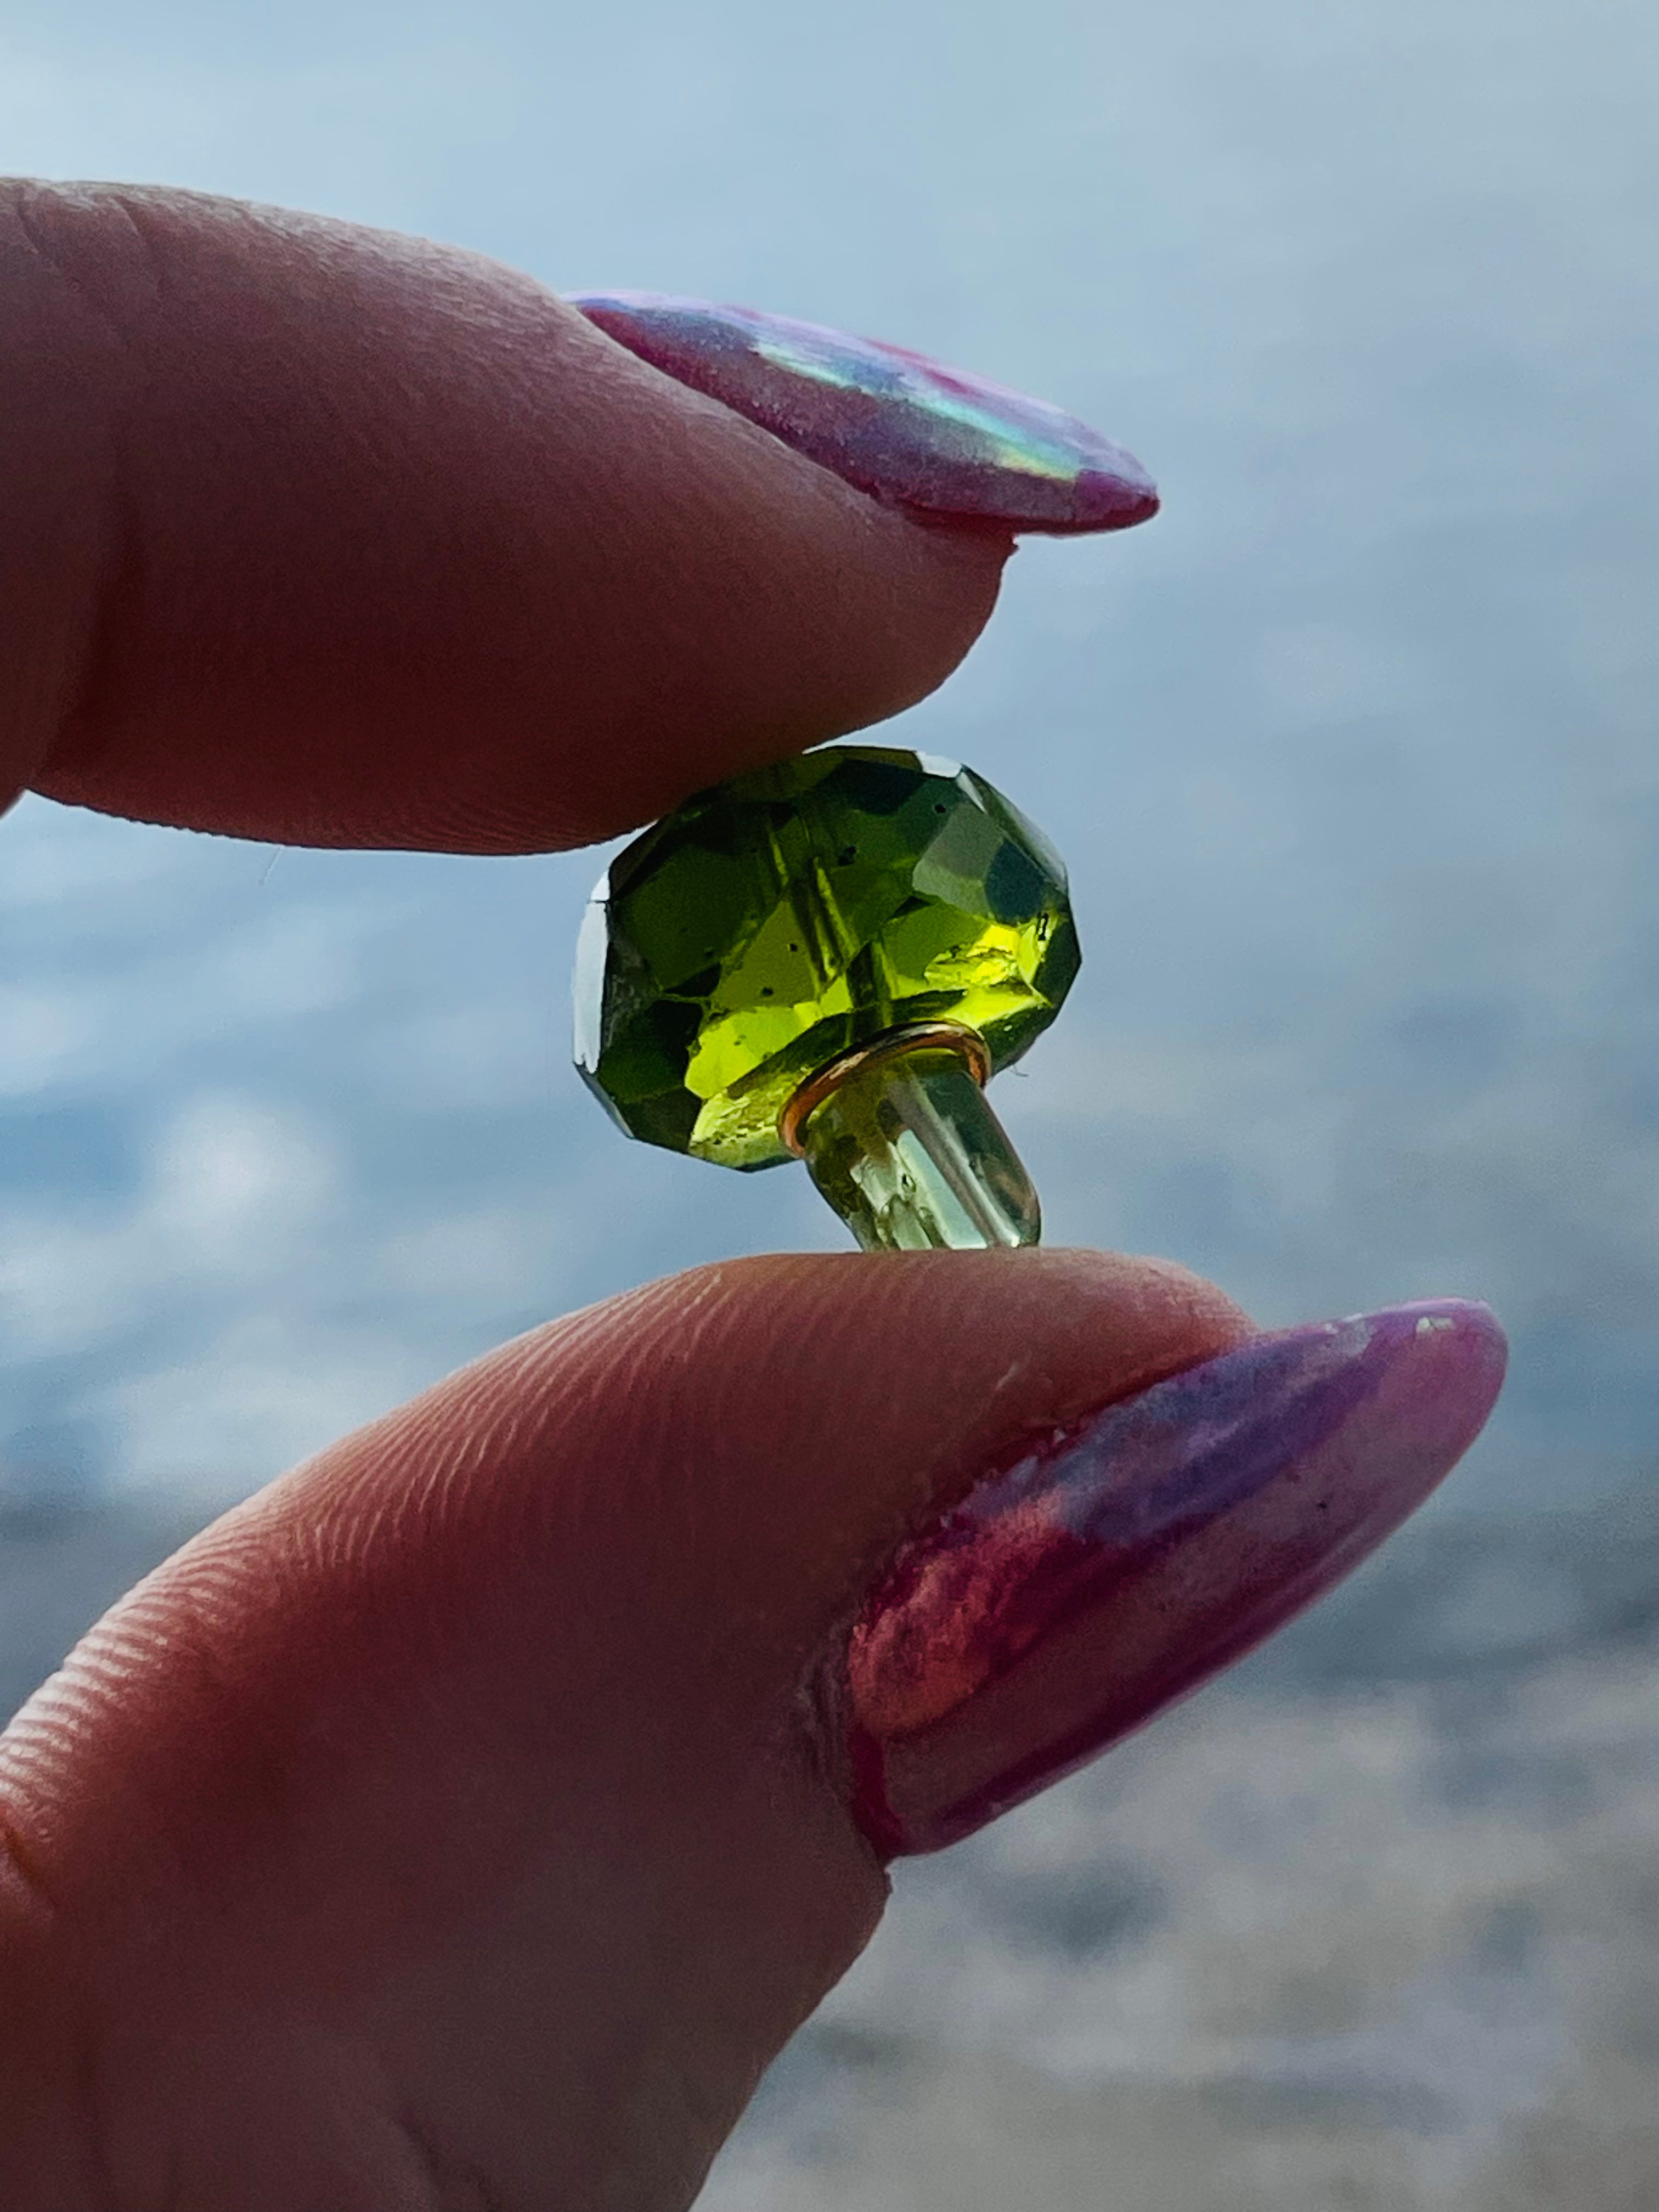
(574, 746), (1079, 1172)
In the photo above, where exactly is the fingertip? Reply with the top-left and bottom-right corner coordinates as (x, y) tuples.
(5, 182), (1015, 851)
(0, 1248), (1250, 2195)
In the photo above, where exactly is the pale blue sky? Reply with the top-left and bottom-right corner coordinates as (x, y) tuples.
(1, 0), (1655, 1507)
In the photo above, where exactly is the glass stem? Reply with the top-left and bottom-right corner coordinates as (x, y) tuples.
(794, 1040), (1041, 1252)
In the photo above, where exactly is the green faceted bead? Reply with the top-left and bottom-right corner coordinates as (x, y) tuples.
(574, 746), (1079, 1173)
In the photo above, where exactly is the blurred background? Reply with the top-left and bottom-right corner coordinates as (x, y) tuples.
(1, 0), (1654, 2203)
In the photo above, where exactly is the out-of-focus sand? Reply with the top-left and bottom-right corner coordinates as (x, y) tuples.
(710, 1494), (1659, 2211)
(4, 1486), (1655, 2209)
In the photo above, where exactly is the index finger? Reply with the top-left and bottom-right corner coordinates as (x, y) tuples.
(2, 180), (1012, 853)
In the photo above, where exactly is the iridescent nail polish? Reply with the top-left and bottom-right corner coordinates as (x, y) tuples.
(571, 292), (1159, 533)
(573, 746), (1077, 1251)
(848, 1300), (1509, 1854)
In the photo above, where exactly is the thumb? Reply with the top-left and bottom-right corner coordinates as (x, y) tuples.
(0, 1249), (1500, 2210)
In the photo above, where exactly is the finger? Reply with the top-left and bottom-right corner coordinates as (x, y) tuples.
(0, 1251), (1502, 2208)
(0, 1250), (1239, 2205)
(1, 180), (1011, 853)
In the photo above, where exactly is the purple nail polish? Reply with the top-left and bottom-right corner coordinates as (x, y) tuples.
(848, 1300), (1507, 1856)
(569, 291), (1159, 534)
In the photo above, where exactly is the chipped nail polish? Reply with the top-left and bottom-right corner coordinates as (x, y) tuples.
(848, 1300), (1508, 1855)
(569, 291), (1159, 534)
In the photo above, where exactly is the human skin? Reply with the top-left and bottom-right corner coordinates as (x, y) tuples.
(0, 184), (1477, 2209)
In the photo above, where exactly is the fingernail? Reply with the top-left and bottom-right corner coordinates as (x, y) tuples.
(569, 291), (1159, 534)
(848, 1299), (1507, 1856)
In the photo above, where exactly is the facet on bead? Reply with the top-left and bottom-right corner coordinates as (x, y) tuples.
(574, 746), (1080, 1172)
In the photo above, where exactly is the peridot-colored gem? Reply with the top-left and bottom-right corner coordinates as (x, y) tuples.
(574, 746), (1079, 1172)
(796, 1040), (1042, 1251)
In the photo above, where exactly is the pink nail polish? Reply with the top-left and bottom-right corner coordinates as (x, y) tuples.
(569, 292), (1159, 534)
(848, 1300), (1508, 1856)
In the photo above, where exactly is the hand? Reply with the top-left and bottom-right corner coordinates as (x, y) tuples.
(0, 183), (1504, 2210)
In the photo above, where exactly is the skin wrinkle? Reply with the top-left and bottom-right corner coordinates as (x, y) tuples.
(0, 202), (123, 811)
(391, 2109), (495, 2212)
(55, 1612), (260, 1909)
(8, 181), (163, 341)
(5, 191), (154, 795)
(133, 2025), (444, 2212)
(0, 1811), (62, 1922)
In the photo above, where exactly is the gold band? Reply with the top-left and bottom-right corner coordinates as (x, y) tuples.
(778, 1020), (991, 1158)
